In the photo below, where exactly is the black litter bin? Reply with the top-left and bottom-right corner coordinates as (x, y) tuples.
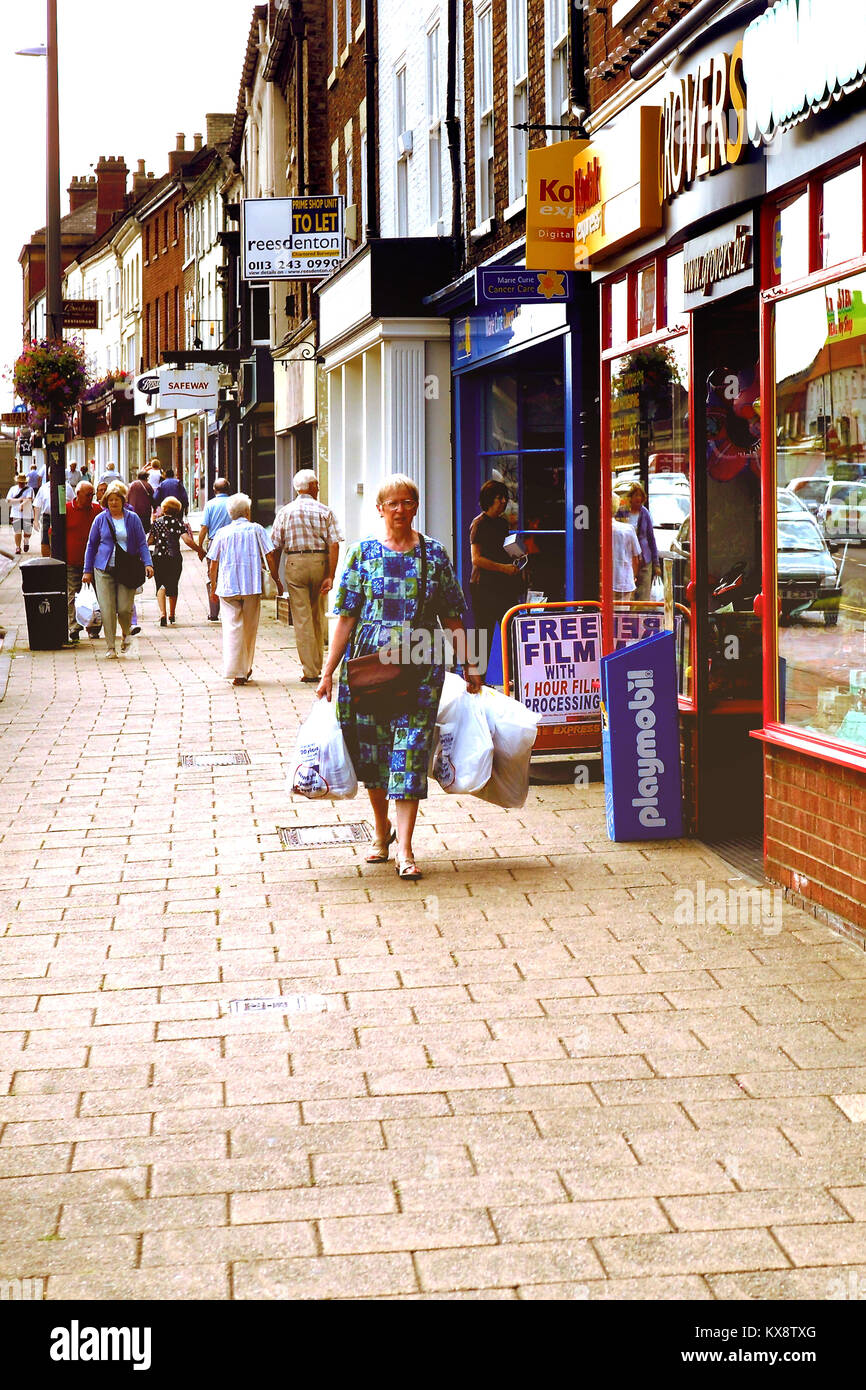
(21, 557), (68, 650)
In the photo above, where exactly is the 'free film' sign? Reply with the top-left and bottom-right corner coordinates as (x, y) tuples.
(512, 609), (665, 752)
(242, 197), (344, 281)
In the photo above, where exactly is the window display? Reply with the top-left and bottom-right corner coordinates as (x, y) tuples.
(775, 270), (866, 750)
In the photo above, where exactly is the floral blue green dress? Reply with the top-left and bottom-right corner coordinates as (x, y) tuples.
(334, 535), (467, 800)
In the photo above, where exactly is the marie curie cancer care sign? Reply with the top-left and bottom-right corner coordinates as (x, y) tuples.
(242, 196), (344, 281)
(513, 608), (664, 752)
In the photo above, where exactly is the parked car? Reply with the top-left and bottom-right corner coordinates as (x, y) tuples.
(670, 502), (842, 625)
(817, 481), (866, 547)
(784, 476), (832, 515)
(647, 487), (690, 547)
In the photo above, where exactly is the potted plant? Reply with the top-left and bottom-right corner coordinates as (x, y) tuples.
(13, 337), (91, 420)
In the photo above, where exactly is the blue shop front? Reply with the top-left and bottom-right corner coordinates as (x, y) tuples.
(441, 272), (598, 611)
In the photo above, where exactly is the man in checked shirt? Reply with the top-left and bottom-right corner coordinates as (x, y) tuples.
(271, 469), (344, 681)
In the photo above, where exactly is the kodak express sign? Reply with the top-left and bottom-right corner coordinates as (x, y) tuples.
(572, 107), (662, 268)
(526, 139), (588, 271)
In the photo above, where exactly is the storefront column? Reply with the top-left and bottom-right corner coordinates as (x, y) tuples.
(382, 340), (426, 525)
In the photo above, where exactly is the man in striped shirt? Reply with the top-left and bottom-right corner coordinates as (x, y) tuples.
(270, 470), (344, 682)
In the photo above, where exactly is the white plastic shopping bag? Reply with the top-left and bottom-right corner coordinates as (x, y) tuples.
(431, 680), (493, 794)
(74, 583), (100, 628)
(649, 575), (664, 602)
(475, 686), (540, 808)
(288, 699), (358, 800)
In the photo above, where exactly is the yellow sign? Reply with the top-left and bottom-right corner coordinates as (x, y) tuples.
(525, 139), (588, 271)
(572, 107), (662, 268)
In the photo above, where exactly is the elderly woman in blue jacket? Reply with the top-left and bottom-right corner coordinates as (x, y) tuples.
(83, 483), (153, 658)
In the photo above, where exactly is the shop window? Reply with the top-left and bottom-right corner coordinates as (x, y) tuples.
(821, 165), (863, 269)
(774, 269), (866, 752)
(775, 193), (809, 283)
(609, 338), (691, 688)
(666, 251), (684, 326)
(609, 278), (628, 347)
(478, 369), (566, 599)
(637, 263), (657, 337)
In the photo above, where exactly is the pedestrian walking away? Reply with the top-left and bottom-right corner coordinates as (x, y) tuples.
(197, 478), (232, 620)
(208, 493), (283, 684)
(6, 474), (35, 553)
(620, 482), (660, 601)
(611, 493), (641, 601)
(82, 483), (153, 658)
(153, 466), (189, 516)
(97, 461), (122, 489)
(271, 468), (344, 682)
(147, 457), (163, 491)
(149, 497), (198, 625)
(127, 470), (155, 532)
(64, 480), (102, 643)
(317, 473), (482, 881)
(26, 461), (44, 493)
(469, 479), (523, 673)
(34, 478), (52, 556)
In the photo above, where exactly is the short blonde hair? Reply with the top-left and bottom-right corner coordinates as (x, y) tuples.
(104, 482), (128, 501)
(161, 495), (182, 514)
(228, 492), (252, 519)
(376, 473), (419, 507)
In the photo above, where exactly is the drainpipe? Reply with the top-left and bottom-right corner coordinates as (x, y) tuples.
(445, 0), (463, 264)
(364, 0), (379, 239)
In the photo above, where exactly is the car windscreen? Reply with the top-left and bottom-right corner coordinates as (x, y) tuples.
(777, 517), (826, 552)
(650, 493), (690, 527)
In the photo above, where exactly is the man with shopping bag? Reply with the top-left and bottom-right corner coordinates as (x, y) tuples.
(65, 481), (102, 644)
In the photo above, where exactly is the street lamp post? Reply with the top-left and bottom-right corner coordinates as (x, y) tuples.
(45, 0), (66, 562)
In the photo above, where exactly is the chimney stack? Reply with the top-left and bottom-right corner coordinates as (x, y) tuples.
(168, 132), (197, 174)
(205, 113), (235, 148)
(95, 155), (129, 233)
(131, 158), (151, 201)
(68, 174), (97, 213)
(193, 133), (203, 151)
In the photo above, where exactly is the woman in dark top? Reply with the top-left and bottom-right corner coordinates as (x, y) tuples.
(469, 479), (522, 672)
(148, 496), (197, 626)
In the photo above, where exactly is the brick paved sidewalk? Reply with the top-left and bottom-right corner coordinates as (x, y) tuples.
(0, 548), (865, 1301)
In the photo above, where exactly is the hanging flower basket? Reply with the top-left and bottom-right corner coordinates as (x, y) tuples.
(13, 337), (91, 419)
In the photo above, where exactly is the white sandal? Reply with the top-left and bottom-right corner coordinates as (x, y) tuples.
(366, 825), (396, 863)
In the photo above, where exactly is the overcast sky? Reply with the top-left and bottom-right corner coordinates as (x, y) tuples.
(0, 0), (255, 410)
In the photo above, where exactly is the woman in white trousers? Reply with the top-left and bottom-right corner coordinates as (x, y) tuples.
(207, 494), (283, 685)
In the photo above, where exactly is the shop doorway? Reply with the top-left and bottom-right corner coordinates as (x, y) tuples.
(691, 294), (765, 839)
(458, 339), (569, 602)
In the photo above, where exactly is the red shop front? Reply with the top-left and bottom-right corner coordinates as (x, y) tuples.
(588, 1), (866, 934)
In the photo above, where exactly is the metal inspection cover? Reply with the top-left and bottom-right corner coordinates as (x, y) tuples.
(228, 995), (329, 1015)
(179, 751), (251, 768)
(278, 823), (372, 849)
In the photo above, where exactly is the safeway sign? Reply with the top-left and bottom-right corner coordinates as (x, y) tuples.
(157, 369), (218, 410)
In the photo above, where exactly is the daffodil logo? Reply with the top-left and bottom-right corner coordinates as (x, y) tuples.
(536, 270), (566, 300)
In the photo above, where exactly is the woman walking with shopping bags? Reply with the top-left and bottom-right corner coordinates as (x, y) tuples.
(82, 483), (152, 658)
(149, 496), (198, 626)
(316, 473), (482, 881)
